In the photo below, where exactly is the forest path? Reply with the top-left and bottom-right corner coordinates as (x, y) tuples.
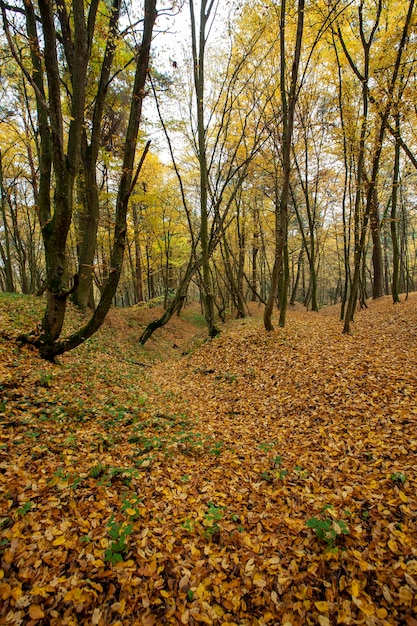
(1, 294), (417, 625)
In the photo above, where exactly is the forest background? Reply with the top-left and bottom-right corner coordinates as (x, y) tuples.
(1, 0), (417, 355)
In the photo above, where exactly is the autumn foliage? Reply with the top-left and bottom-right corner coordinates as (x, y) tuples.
(1, 294), (416, 625)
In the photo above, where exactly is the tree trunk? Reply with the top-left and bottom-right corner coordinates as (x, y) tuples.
(190, 0), (220, 339)
(342, 0), (414, 331)
(0, 150), (15, 292)
(391, 112), (401, 303)
(72, 150), (98, 310)
(132, 204), (144, 303)
(20, 0), (156, 359)
(72, 0), (121, 310)
(139, 254), (200, 345)
(264, 0), (305, 332)
(222, 233), (246, 319)
(251, 207), (260, 302)
(290, 244), (304, 305)
(370, 186), (384, 298)
(34, 0), (88, 347)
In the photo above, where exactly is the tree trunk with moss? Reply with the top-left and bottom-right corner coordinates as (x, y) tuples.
(4, 0), (157, 359)
(189, 0), (220, 338)
(264, 0), (304, 332)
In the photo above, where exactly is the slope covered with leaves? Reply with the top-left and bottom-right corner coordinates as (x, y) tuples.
(1, 294), (416, 625)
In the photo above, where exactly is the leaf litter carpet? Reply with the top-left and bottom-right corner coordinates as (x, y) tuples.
(0, 295), (417, 625)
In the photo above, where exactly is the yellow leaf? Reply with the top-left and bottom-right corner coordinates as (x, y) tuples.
(399, 586), (413, 605)
(29, 604), (45, 620)
(315, 601), (329, 612)
(112, 599), (126, 614)
(358, 558), (372, 572)
(11, 586), (22, 601)
(398, 490), (408, 503)
(52, 535), (66, 546)
(30, 586), (49, 598)
(243, 534), (254, 549)
(73, 587), (83, 602)
(376, 608), (388, 618)
(318, 617), (330, 626)
(359, 601), (375, 616)
(253, 572), (267, 588)
(124, 508), (137, 516)
(64, 590), (74, 602)
(196, 582), (210, 600)
(165, 597), (176, 618)
(190, 545), (201, 557)
(0, 583), (11, 599)
(351, 579), (360, 598)
(388, 538), (398, 553)
(3, 550), (14, 563)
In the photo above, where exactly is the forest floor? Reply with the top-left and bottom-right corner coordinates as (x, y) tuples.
(0, 293), (417, 626)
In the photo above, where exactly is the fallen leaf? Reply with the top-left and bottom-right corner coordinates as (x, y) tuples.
(253, 572), (267, 588)
(52, 535), (66, 546)
(351, 579), (360, 598)
(29, 604), (45, 620)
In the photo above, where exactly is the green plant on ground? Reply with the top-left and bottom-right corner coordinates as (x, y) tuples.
(276, 468), (288, 480)
(391, 471), (407, 484)
(17, 501), (32, 516)
(89, 463), (107, 479)
(182, 517), (195, 533)
(108, 466), (138, 486)
(38, 372), (53, 388)
(121, 495), (141, 520)
(203, 501), (225, 537)
(294, 465), (309, 478)
(306, 507), (349, 551)
(68, 474), (83, 489)
(209, 440), (224, 456)
(64, 433), (77, 448)
(128, 412), (211, 459)
(25, 430), (41, 439)
(104, 514), (133, 565)
(49, 468), (83, 490)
